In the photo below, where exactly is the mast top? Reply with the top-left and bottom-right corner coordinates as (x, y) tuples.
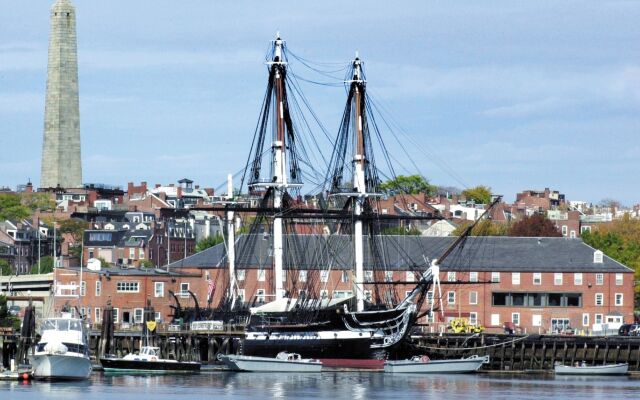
(271, 33), (285, 65)
(350, 52), (364, 83)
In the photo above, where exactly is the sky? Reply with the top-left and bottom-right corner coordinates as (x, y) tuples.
(0, 0), (638, 205)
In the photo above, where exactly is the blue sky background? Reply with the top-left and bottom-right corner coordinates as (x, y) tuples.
(0, 1), (638, 204)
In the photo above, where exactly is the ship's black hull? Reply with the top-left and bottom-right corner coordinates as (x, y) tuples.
(100, 358), (201, 372)
(242, 336), (385, 360)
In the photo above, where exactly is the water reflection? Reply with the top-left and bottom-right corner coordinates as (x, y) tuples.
(1, 371), (639, 400)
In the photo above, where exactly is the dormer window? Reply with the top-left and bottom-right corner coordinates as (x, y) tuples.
(593, 250), (603, 263)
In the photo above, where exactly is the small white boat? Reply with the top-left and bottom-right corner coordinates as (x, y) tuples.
(384, 355), (489, 374)
(554, 362), (628, 375)
(219, 351), (322, 372)
(29, 313), (92, 380)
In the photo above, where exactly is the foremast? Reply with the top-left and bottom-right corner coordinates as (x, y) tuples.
(247, 34), (302, 302)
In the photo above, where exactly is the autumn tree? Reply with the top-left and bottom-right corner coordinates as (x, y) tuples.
(452, 219), (508, 236)
(21, 192), (55, 213)
(508, 214), (562, 237)
(461, 185), (492, 204)
(378, 175), (436, 196)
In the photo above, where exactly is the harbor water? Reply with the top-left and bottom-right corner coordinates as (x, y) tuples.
(2, 371), (639, 399)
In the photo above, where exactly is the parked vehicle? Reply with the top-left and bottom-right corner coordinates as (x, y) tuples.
(8, 305), (21, 316)
(618, 324), (640, 336)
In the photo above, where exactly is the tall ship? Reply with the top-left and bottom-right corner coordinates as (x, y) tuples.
(172, 35), (494, 367)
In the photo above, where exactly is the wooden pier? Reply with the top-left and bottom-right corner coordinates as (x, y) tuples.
(410, 333), (640, 371)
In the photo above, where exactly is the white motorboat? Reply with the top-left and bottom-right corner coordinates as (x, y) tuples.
(100, 346), (201, 372)
(384, 355), (489, 373)
(219, 351), (322, 372)
(29, 313), (92, 380)
(554, 362), (628, 375)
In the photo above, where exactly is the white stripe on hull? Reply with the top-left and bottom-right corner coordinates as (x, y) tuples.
(30, 354), (92, 380)
(221, 355), (322, 372)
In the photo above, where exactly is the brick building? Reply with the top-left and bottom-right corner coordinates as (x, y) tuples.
(54, 236), (635, 334)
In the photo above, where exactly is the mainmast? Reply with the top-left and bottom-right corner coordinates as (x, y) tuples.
(271, 35), (286, 301)
(350, 54), (366, 312)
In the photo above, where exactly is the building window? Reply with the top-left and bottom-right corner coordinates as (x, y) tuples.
(116, 281), (140, 293)
(447, 271), (456, 282)
(256, 289), (265, 303)
(469, 312), (478, 325)
(258, 268), (266, 282)
(80, 281), (86, 296)
(112, 308), (119, 324)
(154, 312), (162, 322)
(615, 293), (623, 306)
(405, 271), (414, 282)
(574, 273), (583, 286)
(134, 308), (144, 324)
(129, 248), (135, 259)
(533, 273), (542, 285)
(554, 273), (563, 285)
(139, 248), (145, 259)
(299, 270), (307, 282)
(562, 225), (568, 236)
(447, 291), (455, 305)
(469, 272), (478, 282)
(282, 270), (287, 282)
(512, 272), (520, 285)
(364, 270), (373, 282)
(95, 307), (101, 323)
(364, 290), (372, 302)
(154, 282), (164, 298)
(237, 289), (245, 302)
(532, 314), (542, 327)
(491, 314), (500, 326)
(582, 313), (589, 327)
(95, 280), (101, 296)
(426, 291), (434, 305)
(385, 271), (393, 282)
(595, 293), (604, 306)
(341, 271), (349, 283)
(595, 273), (604, 285)
(491, 272), (500, 283)
(237, 270), (245, 281)
(512, 313), (520, 325)
(595, 314), (603, 324)
(180, 282), (189, 298)
(320, 270), (329, 283)
(333, 290), (353, 299)
(319, 289), (328, 299)
(569, 230), (576, 238)
(615, 273), (623, 286)
(581, 226), (591, 234)
(469, 291), (478, 305)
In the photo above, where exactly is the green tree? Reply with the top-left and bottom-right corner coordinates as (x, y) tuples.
(21, 192), (55, 212)
(58, 218), (88, 260)
(461, 185), (492, 204)
(0, 259), (12, 276)
(140, 259), (154, 269)
(0, 194), (30, 221)
(508, 214), (562, 237)
(382, 226), (422, 235)
(30, 256), (54, 274)
(195, 234), (224, 252)
(378, 175), (436, 196)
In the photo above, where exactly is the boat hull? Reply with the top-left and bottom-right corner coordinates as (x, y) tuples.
(554, 363), (629, 375)
(220, 354), (322, 372)
(30, 354), (92, 380)
(100, 358), (201, 372)
(243, 335), (382, 360)
(384, 358), (485, 374)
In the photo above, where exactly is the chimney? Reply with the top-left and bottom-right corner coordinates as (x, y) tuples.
(127, 182), (134, 193)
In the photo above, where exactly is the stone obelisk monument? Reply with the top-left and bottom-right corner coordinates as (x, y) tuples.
(40, 0), (82, 189)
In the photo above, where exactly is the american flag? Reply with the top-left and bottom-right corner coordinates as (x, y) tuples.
(207, 276), (216, 302)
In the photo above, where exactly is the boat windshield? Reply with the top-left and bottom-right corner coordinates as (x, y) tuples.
(41, 319), (82, 332)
